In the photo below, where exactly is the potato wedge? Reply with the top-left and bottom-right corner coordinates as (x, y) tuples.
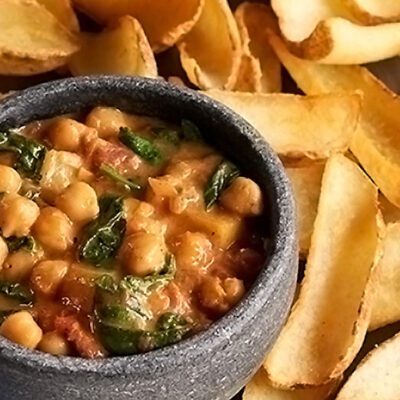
(285, 162), (324, 257)
(344, 0), (400, 24)
(244, 368), (339, 400)
(370, 223), (400, 330)
(269, 33), (400, 208)
(271, 0), (400, 64)
(271, 0), (340, 42)
(37, 0), (79, 32)
(0, 55), (67, 76)
(205, 90), (360, 159)
(291, 18), (400, 64)
(69, 16), (157, 78)
(379, 194), (400, 224)
(336, 332), (400, 400)
(264, 154), (380, 387)
(234, 3), (281, 92)
(73, 0), (204, 52)
(0, 0), (78, 75)
(178, 0), (241, 89)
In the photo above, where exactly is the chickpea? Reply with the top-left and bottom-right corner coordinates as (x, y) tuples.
(123, 198), (142, 219)
(220, 177), (263, 216)
(2, 250), (42, 282)
(56, 182), (99, 223)
(77, 167), (95, 183)
(122, 232), (167, 277)
(33, 207), (74, 252)
(85, 107), (127, 138)
(86, 107), (150, 139)
(0, 237), (8, 266)
(0, 311), (43, 349)
(0, 194), (40, 237)
(199, 277), (245, 315)
(222, 278), (246, 305)
(47, 118), (86, 152)
(31, 260), (69, 297)
(176, 232), (213, 270)
(38, 331), (70, 356)
(0, 166), (22, 193)
(124, 200), (165, 236)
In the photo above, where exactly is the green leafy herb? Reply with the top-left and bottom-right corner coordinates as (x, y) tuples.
(204, 161), (240, 210)
(97, 325), (143, 355)
(119, 127), (163, 165)
(95, 255), (176, 324)
(99, 163), (141, 192)
(0, 132), (47, 179)
(5, 236), (37, 253)
(181, 120), (202, 141)
(78, 196), (126, 266)
(120, 254), (176, 294)
(98, 312), (190, 355)
(19, 181), (41, 201)
(155, 128), (180, 145)
(95, 275), (118, 293)
(95, 256), (182, 355)
(0, 282), (33, 304)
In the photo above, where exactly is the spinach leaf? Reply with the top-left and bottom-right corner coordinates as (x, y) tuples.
(98, 312), (190, 355)
(95, 256), (180, 355)
(5, 236), (37, 253)
(119, 127), (163, 165)
(155, 128), (180, 145)
(142, 313), (190, 350)
(120, 254), (176, 294)
(95, 255), (176, 326)
(99, 163), (141, 192)
(0, 281), (33, 304)
(19, 181), (41, 201)
(204, 161), (240, 210)
(0, 132), (47, 179)
(78, 196), (126, 267)
(181, 120), (202, 141)
(95, 274), (118, 293)
(97, 325), (143, 355)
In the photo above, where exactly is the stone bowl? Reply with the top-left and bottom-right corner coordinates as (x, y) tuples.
(0, 76), (297, 400)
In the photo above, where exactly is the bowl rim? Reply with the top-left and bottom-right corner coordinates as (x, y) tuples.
(0, 76), (296, 376)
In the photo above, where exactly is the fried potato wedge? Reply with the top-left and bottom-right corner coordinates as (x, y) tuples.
(69, 16), (157, 78)
(0, 55), (67, 76)
(271, 0), (400, 64)
(205, 90), (360, 159)
(264, 154), (380, 387)
(234, 3), (281, 92)
(379, 194), (400, 224)
(0, 0), (78, 75)
(37, 0), (79, 32)
(336, 332), (400, 400)
(345, 0), (400, 24)
(291, 18), (400, 65)
(178, 0), (241, 89)
(285, 162), (324, 257)
(73, 0), (204, 52)
(243, 368), (339, 400)
(370, 223), (400, 330)
(270, 0), (336, 42)
(269, 33), (400, 208)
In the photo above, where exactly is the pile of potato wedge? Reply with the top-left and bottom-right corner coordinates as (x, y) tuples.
(2, 0), (400, 398)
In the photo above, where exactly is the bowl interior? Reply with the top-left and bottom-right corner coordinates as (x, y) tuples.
(0, 76), (296, 375)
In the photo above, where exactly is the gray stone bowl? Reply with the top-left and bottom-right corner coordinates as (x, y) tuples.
(0, 76), (297, 400)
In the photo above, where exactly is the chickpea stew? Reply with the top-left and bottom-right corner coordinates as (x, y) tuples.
(0, 107), (266, 358)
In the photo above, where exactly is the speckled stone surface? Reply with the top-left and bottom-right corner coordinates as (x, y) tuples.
(0, 76), (297, 400)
